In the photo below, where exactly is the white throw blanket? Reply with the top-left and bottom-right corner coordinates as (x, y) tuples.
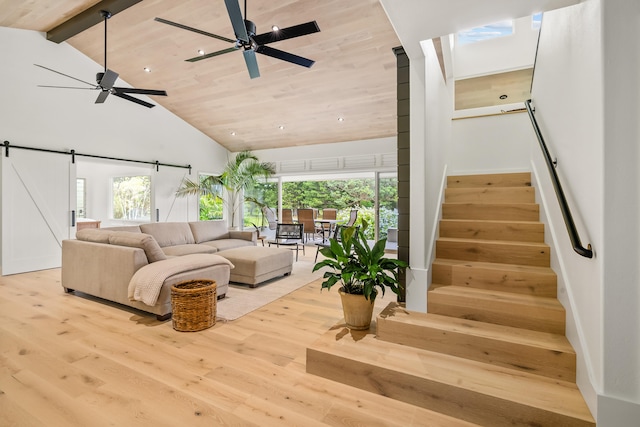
(128, 254), (233, 306)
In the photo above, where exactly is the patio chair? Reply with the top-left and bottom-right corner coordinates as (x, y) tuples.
(267, 223), (305, 261)
(296, 208), (317, 242)
(262, 206), (278, 230)
(281, 208), (294, 224)
(315, 225), (342, 262)
(345, 209), (358, 227)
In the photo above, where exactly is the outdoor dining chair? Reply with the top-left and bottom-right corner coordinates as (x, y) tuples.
(296, 208), (317, 242)
(281, 208), (294, 224)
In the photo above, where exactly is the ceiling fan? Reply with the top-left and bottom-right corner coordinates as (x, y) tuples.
(35, 10), (167, 108)
(155, 0), (320, 79)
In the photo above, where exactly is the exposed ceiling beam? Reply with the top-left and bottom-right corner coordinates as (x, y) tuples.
(46, 0), (142, 43)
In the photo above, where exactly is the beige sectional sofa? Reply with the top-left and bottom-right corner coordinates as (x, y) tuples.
(61, 220), (256, 320)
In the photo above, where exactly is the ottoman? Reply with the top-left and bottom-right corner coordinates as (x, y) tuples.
(220, 246), (294, 287)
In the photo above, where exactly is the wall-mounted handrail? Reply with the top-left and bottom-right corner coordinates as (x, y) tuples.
(525, 100), (593, 258)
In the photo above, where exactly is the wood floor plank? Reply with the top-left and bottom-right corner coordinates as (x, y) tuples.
(2, 260), (467, 426)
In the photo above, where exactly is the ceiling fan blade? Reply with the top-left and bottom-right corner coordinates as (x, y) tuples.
(34, 64), (98, 88)
(253, 21), (320, 45)
(113, 87), (167, 96)
(243, 49), (260, 79)
(37, 85), (98, 90)
(113, 92), (155, 108)
(185, 46), (238, 62)
(224, 0), (249, 43)
(256, 45), (315, 68)
(154, 17), (236, 43)
(95, 90), (110, 104)
(99, 69), (119, 90)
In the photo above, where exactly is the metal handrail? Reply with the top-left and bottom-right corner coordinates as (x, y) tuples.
(525, 100), (593, 258)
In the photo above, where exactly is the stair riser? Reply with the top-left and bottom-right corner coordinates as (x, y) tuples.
(432, 262), (557, 297)
(445, 187), (535, 204)
(440, 220), (544, 242)
(442, 204), (539, 221)
(377, 317), (575, 381)
(307, 349), (589, 427)
(436, 240), (550, 267)
(448, 173), (532, 188)
(427, 294), (566, 334)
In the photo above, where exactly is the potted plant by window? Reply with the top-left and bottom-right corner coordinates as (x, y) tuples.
(312, 221), (408, 330)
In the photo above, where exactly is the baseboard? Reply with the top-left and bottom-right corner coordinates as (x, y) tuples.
(597, 394), (640, 426)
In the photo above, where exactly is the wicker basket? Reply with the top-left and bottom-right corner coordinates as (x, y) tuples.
(171, 280), (217, 332)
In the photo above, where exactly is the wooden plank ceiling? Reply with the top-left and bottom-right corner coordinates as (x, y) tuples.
(1, 0), (402, 152)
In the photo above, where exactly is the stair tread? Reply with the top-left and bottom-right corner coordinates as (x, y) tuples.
(440, 219), (541, 225)
(379, 303), (574, 353)
(308, 325), (593, 422)
(433, 258), (555, 275)
(437, 236), (549, 247)
(429, 285), (564, 310)
(447, 173), (532, 188)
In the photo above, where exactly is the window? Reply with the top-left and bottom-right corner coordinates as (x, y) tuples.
(198, 173), (224, 221)
(112, 175), (151, 221)
(244, 180), (278, 228)
(532, 12), (542, 30)
(457, 20), (514, 45)
(76, 178), (86, 219)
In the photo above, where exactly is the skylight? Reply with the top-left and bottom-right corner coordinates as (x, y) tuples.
(457, 20), (514, 45)
(532, 12), (543, 30)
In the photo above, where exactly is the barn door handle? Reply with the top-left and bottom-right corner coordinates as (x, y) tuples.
(71, 210), (76, 227)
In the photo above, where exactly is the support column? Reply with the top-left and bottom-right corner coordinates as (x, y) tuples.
(393, 46), (410, 302)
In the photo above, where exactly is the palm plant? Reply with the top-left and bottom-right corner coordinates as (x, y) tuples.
(177, 151), (275, 228)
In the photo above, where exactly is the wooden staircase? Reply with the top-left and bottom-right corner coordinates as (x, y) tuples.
(306, 172), (596, 426)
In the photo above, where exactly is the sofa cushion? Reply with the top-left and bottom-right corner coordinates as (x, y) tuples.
(188, 220), (229, 243)
(139, 222), (195, 247)
(109, 232), (167, 263)
(76, 228), (114, 244)
(161, 244), (218, 257)
(201, 239), (255, 252)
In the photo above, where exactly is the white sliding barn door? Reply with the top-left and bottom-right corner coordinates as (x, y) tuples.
(1, 149), (75, 275)
(153, 167), (193, 222)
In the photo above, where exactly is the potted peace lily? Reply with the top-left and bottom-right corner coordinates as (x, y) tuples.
(312, 221), (408, 330)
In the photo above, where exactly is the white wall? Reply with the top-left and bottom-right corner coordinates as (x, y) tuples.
(404, 39), (453, 312)
(453, 15), (540, 79)
(599, 0), (640, 414)
(449, 112), (533, 175)
(532, 0), (603, 416)
(0, 27), (230, 234)
(533, 0), (640, 422)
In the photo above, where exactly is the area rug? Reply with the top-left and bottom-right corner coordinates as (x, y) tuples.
(215, 249), (325, 321)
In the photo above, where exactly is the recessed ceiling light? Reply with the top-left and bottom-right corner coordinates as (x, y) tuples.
(278, 125), (285, 130)
(230, 131), (237, 136)
(499, 94), (508, 99)
(143, 67), (151, 73)
(272, 25), (279, 31)
(198, 49), (205, 56)
(338, 117), (345, 122)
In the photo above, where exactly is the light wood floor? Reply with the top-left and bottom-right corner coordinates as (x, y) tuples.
(0, 259), (474, 426)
